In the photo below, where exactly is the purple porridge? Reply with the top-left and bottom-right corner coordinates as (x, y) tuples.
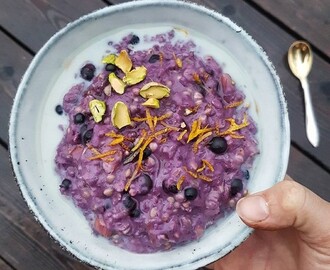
(55, 30), (259, 253)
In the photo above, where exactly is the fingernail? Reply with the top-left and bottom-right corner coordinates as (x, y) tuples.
(236, 195), (269, 222)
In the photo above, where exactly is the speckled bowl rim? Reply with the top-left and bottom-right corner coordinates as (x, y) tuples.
(9, 0), (290, 269)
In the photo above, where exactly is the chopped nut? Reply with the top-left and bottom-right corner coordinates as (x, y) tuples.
(103, 84), (112, 96)
(123, 66), (147, 85)
(184, 108), (193, 116)
(180, 122), (187, 128)
(108, 73), (126, 94)
(111, 101), (131, 129)
(139, 82), (170, 99)
(142, 97), (160, 108)
(115, 50), (132, 74)
(89, 99), (106, 123)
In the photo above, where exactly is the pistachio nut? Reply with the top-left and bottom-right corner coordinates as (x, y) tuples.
(142, 97), (160, 109)
(108, 73), (126, 94)
(115, 50), (132, 74)
(89, 99), (106, 123)
(139, 82), (170, 99)
(111, 101), (131, 129)
(123, 66), (147, 85)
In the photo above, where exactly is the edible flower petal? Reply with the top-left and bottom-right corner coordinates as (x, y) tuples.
(102, 54), (117, 64)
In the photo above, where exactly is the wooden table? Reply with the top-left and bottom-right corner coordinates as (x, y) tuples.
(0, 0), (329, 269)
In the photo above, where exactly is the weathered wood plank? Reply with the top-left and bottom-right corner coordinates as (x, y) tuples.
(0, 0), (107, 52)
(0, 31), (32, 144)
(288, 146), (330, 202)
(0, 147), (93, 269)
(0, 258), (14, 270)
(249, 0), (330, 59)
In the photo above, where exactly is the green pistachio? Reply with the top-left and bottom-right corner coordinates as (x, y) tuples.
(139, 82), (171, 99)
(115, 50), (132, 74)
(123, 66), (147, 85)
(89, 99), (106, 123)
(111, 101), (131, 129)
(142, 97), (160, 109)
(108, 73), (126, 94)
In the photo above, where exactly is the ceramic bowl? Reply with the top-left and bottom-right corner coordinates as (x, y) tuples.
(9, 0), (290, 269)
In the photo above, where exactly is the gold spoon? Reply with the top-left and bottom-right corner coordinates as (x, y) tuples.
(288, 41), (319, 147)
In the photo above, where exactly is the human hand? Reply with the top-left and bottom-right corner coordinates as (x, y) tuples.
(208, 175), (330, 270)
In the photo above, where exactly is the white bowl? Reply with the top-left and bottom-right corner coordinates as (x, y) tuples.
(9, 0), (290, 269)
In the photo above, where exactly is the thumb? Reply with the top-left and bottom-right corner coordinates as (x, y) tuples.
(236, 175), (330, 242)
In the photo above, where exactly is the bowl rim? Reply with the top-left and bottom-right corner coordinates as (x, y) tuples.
(9, 0), (290, 269)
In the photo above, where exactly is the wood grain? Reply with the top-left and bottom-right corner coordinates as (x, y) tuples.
(288, 146), (330, 202)
(0, 258), (13, 270)
(0, 0), (107, 52)
(249, 0), (330, 59)
(0, 147), (93, 269)
(0, 31), (32, 145)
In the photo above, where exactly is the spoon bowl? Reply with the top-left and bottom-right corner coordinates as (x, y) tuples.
(288, 40), (319, 147)
(288, 41), (313, 79)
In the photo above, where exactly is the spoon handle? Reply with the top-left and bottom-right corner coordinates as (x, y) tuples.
(300, 78), (319, 147)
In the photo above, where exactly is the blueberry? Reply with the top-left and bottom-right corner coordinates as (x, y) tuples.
(148, 54), (160, 63)
(80, 124), (88, 134)
(105, 63), (117, 72)
(208, 137), (227, 154)
(129, 208), (141, 218)
(80, 63), (96, 81)
(244, 170), (250, 180)
(162, 181), (179, 194)
(74, 113), (85, 124)
(142, 147), (152, 160)
(184, 187), (198, 201)
(81, 128), (93, 145)
(122, 194), (137, 211)
(230, 178), (243, 196)
(137, 174), (153, 195)
(129, 35), (140, 45)
(55, 105), (63, 115)
(60, 179), (71, 190)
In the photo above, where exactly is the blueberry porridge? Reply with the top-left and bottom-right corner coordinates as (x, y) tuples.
(55, 29), (259, 253)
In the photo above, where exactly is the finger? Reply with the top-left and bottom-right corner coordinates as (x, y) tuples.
(236, 175), (330, 242)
